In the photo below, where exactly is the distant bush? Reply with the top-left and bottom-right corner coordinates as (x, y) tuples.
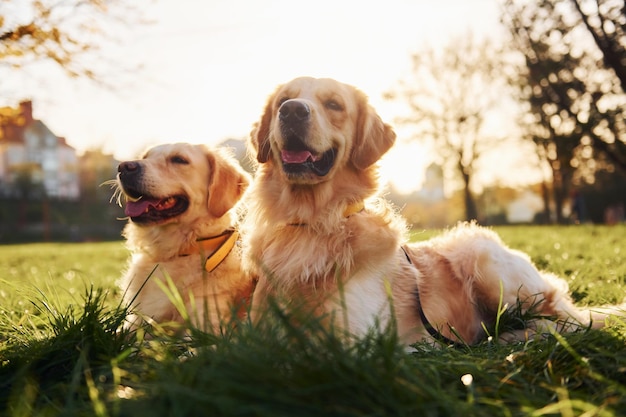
(0, 198), (124, 243)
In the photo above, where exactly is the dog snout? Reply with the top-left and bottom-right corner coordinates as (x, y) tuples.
(118, 161), (143, 184)
(118, 161), (140, 174)
(279, 100), (310, 125)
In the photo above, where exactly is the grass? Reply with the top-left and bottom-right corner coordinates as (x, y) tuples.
(0, 225), (625, 416)
(0, 241), (127, 341)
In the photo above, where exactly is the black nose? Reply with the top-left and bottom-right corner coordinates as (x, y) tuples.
(118, 161), (142, 180)
(118, 161), (139, 173)
(279, 100), (310, 125)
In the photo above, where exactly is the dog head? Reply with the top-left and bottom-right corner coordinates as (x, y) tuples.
(250, 77), (396, 185)
(113, 143), (249, 226)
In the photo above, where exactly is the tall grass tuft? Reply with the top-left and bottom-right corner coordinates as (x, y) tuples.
(1, 285), (625, 416)
(117, 302), (626, 417)
(0, 287), (135, 416)
(119, 302), (469, 417)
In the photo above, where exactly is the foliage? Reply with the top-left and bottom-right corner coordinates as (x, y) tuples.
(501, 0), (626, 223)
(577, 168), (626, 223)
(0, 0), (149, 86)
(0, 225), (625, 416)
(572, 0), (626, 107)
(0, 196), (125, 243)
(385, 34), (519, 221)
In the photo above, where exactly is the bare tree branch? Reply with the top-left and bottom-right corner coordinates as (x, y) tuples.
(386, 33), (514, 221)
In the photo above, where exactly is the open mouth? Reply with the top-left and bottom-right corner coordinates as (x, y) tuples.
(123, 190), (189, 224)
(280, 148), (336, 177)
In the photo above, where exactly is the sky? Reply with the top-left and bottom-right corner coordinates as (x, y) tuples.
(1, 0), (543, 193)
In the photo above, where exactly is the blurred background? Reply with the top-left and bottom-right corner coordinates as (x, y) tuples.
(1, 0), (625, 242)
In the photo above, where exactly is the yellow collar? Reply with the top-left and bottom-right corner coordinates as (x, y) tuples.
(288, 201), (364, 226)
(181, 229), (239, 272)
(343, 200), (365, 217)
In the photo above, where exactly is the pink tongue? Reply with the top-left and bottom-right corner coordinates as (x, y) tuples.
(125, 198), (159, 217)
(281, 150), (315, 164)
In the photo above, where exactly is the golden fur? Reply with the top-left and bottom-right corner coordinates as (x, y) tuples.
(112, 143), (253, 331)
(243, 76), (623, 345)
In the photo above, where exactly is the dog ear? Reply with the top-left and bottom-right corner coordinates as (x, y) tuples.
(250, 90), (278, 163)
(351, 91), (396, 170)
(206, 150), (251, 218)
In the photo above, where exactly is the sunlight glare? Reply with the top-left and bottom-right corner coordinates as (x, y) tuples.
(379, 142), (429, 194)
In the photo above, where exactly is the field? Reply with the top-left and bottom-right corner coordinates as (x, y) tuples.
(1, 225), (625, 416)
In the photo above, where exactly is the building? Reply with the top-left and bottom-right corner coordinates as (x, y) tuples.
(0, 100), (79, 199)
(417, 163), (445, 203)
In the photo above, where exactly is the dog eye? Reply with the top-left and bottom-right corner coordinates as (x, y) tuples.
(325, 100), (343, 111)
(278, 96), (290, 106)
(170, 155), (189, 165)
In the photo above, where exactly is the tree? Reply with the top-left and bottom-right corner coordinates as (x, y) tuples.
(572, 0), (626, 93)
(501, 0), (626, 223)
(570, 0), (626, 171)
(385, 34), (514, 221)
(0, 0), (147, 84)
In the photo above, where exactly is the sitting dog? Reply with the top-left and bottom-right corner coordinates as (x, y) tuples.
(110, 142), (254, 332)
(242, 76), (623, 345)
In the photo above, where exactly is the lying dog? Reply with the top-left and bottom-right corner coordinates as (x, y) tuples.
(242, 76), (623, 345)
(110, 143), (254, 332)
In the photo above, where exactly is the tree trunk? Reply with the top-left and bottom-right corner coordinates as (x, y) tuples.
(553, 186), (565, 224)
(550, 164), (572, 224)
(461, 171), (478, 221)
(540, 180), (552, 224)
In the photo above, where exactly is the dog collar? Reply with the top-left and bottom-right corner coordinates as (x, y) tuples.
(401, 246), (461, 347)
(183, 229), (239, 273)
(343, 200), (365, 217)
(288, 200), (364, 226)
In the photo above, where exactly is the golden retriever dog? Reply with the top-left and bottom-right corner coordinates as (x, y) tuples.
(110, 143), (254, 332)
(242, 76), (623, 346)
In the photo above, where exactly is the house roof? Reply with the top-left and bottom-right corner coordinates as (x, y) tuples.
(0, 101), (75, 150)
(0, 105), (26, 143)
